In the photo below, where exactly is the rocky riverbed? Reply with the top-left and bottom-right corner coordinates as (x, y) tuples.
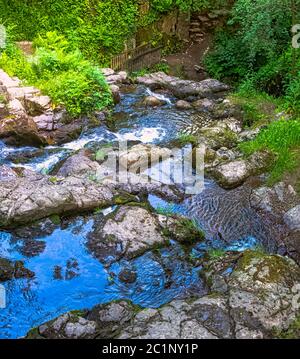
(0, 69), (299, 339)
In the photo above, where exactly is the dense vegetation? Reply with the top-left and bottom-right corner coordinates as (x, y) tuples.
(0, 0), (220, 64)
(0, 31), (112, 116)
(205, 0), (300, 114)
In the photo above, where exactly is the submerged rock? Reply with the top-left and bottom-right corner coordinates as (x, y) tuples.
(0, 258), (34, 282)
(137, 72), (230, 99)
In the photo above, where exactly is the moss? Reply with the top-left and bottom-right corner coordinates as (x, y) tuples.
(70, 309), (86, 320)
(176, 133), (198, 147)
(26, 326), (43, 339)
(235, 250), (293, 284)
(163, 217), (205, 245)
(49, 176), (58, 184)
(273, 314), (300, 339)
(49, 214), (61, 225)
(113, 193), (139, 205)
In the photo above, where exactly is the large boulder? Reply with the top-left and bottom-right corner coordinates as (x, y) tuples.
(0, 174), (116, 227)
(0, 113), (48, 146)
(209, 151), (273, 189)
(88, 205), (202, 264)
(0, 160), (183, 227)
(57, 152), (101, 177)
(228, 251), (300, 334)
(136, 72), (230, 99)
(24, 95), (51, 116)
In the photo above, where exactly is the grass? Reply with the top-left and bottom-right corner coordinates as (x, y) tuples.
(229, 87), (283, 128)
(239, 119), (300, 184)
(207, 248), (226, 260)
(176, 133), (198, 146)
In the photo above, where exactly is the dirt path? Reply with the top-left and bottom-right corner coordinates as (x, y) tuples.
(165, 35), (213, 81)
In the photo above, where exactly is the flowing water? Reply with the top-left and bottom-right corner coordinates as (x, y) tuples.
(0, 85), (280, 338)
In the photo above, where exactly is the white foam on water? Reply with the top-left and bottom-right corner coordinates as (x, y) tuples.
(61, 135), (100, 151)
(117, 127), (166, 143)
(101, 205), (117, 216)
(11, 152), (65, 173)
(146, 88), (172, 105)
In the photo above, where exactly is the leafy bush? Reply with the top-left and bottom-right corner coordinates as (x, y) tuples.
(0, 31), (112, 116)
(152, 0), (173, 13)
(205, 0), (300, 115)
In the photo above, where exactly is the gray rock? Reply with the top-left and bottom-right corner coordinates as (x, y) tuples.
(175, 100), (192, 110)
(284, 205), (300, 231)
(137, 72), (230, 99)
(24, 95), (51, 115)
(228, 252), (300, 333)
(143, 95), (164, 107)
(0, 165), (18, 181)
(101, 68), (115, 77)
(0, 112), (48, 147)
(210, 151), (273, 189)
(109, 84), (121, 104)
(88, 206), (168, 262)
(57, 152), (101, 177)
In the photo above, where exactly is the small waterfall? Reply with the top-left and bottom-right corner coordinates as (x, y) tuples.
(146, 88), (172, 105)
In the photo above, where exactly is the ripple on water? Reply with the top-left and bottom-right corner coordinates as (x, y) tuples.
(0, 215), (205, 339)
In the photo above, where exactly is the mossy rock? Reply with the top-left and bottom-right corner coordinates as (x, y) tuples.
(235, 250), (300, 285)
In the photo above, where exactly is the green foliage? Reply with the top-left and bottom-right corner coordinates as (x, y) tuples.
(205, 0), (300, 115)
(131, 62), (170, 78)
(0, 0), (139, 64)
(177, 133), (198, 146)
(0, 31), (112, 116)
(230, 83), (282, 127)
(273, 313), (300, 338)
(240, 119), (300, 183)
(207, 248), (226, 259)
(152, 0), (173, 13)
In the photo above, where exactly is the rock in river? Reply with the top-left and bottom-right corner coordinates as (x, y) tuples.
(137, 72), (230, 99)
(209, 151), (273, 189)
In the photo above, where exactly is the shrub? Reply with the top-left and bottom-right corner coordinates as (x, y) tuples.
(0, 31), (113, 116)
